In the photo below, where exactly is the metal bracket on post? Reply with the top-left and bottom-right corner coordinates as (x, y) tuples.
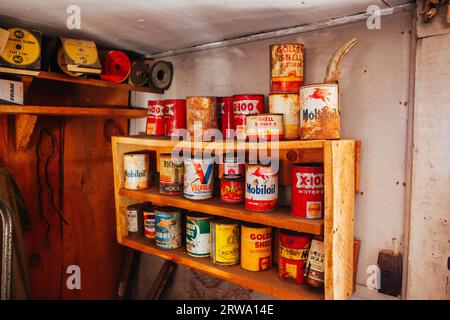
(0, 199), (13, 300)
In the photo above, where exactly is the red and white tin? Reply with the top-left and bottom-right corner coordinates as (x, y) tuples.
(291, 163), (324, 219)
(233, 94), (264, 140)
(220, 178), (244, 204)
(147, 100), (166, 136)
(218, 96), (234, 139)
(245, 165), (278, 212)
(164, 99), (186, 137)
(245, 113), (284, 141)
(219, 154), (244, 178)
(279, 230), (312, 284)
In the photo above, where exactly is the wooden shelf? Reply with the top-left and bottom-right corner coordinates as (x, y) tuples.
(120, 187), (324, 235)
(121, 236), (324, 300)
(0, 105), (147, 118)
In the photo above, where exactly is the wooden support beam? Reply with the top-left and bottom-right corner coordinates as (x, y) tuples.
(15, 114), (38, 152)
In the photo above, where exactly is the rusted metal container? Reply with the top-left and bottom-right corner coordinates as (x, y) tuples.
(233, 94), (264, 140)
(124, 151), (150, 190)
(159, 153), (184, 195)
(210, 219), (240, 265)
(270, 43), (304, 93)
(186, 212), (211, 257)
(299, 83), (340, 139)
(245, 164), (278, 212)
(164, 99), (186, 137)
(183, 157), (214, 200)
(279, 230), (312, 284)
(218, 96), (234, 139)
(304, 236), (325, 288)
(155, 207), (182, 250)
(241, 223), (272, 272)
(147, 100), (166, 136)
(220, 177), (244, 204)
(269, 93), (300, 140)
(186, 96), (217, 141)
(245, 113), (284, 141)
(291, 163), (324, 219)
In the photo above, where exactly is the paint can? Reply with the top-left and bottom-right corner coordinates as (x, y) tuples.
(164, 99), (186, 137)
(218, 96), (234, 139)
(291, 163), (324, 219)
(304, 236), (325, 288)
(155, 207), (182, 250)
(183, 157), (214, 200)
(241, 223), (272, 272)
(233, 94), (264, 140)
(127, 203), (145, 238)
(210, 219), (240, 265)
(159, 153), (184, 195)
(219, 153), (244, 178)
(245, 113), (284, 141)
(142, 203), (156, 239)
(269, 93), (300, 140)
(99, 50), (131, 83)
(220, 177), (244, 204)
(299, 83), (340, 139)
(186, 96), (218, 141)
(279, 230), (312, 284)
(146, 100), (166, 136)
(124, 151), (150, 190)
(245, 164), (278, 212)
(270, 43), (304, 93)
(186, 212), (211, 257)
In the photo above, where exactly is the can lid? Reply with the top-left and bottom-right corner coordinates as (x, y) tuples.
(292, 162), (323, 167)
(242, 222), (272, 229)
(155, 206), (181, 214)
(211, 218), (239, 226)
(279, 229), (310, 237)
(246, 113), (283, 117)
(220, 176), (244, 182)
(300, 83), (339, 89)
(186, 212), (210, 219)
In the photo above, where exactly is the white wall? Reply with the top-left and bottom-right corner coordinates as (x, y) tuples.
(131, 11), (413, 299)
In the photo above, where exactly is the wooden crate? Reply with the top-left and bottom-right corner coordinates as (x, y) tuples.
(111, 136), (360, 300)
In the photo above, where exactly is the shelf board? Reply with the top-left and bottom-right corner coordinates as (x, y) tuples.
(0, 105), (147, 118)
(22, 71), (163, 94)
(119, 187), (324, 235)
(121, 236), (323, 300)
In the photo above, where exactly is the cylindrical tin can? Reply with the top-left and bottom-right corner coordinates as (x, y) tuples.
(279, 230), (312, 284)
(233, 94), (264, 140)
(100, 50), (131, 83)
(142, 203), (156, 239)
(269, 93), (300, 140)
(304, 236), (325, 288)
(147, 100), (166, 136)
(291, 163), (324, 219)
(219, 153), (244, 178)
(186, 96), (217, 141)
(155, 207), (182, 250)
(164, 99), (186, 137)
(270, 43), (304, 93)
(210, 219), (240, 265)
(183, 157), (214, 200)
(124, 151), (150, 190)
(218, 96), (234, 139)
(220, 177), (244, 204)
(241, 223), (272, 272)
(186, 212), (211, 257)
(245, 165), (278, 212)
(245, 113), (284, 141)
(127, 203), (145, 238)
(299, 83), (340, 139)
(159, 154), (184, 195)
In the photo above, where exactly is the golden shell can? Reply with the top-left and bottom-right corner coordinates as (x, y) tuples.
(270, 43), (304, 93)
(245, 114), (284, 141)
(186, 212), (211, 257)
(159, 154), (184, 195)
(269, 93), (300, 140)
(210, 219), (240, 265)
(124, 151), (150, 190)
(155, 207), (182, 250)
(241, 223), (272, 272)
(299, 83), (340, 139)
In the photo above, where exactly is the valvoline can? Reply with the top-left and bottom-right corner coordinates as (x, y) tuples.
(291, 163), (324, 219)
(147, 100), (166, 135)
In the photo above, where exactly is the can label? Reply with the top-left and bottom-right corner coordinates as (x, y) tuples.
(186, 216), (211, 257)
(291, 164), (324, 219)
(183, 158), (214, 200)
(143, 209), (156, 239)
(218, 97), (234, 138)
(211, 221), (240, 265)
(220, 178), (244, 204)
(147, 100), (166, 135)
(246, 114), (284, 141)
(245, 165), (278, 212)
(164, 100), (186, 137)
(233, 95), (264, 140)
(304, 239), (325, 283)
(279, 232), (312, 284)
(270, 44), (304, 93)
(300, 84), (340, 139)
(269, 94), (300, 140)
(241, 225), (272, 272)
(1, 28), (41, 67)
(124, 153), (149, 190)
(127, 208), (139, 233)
(159, 155), (184, 195)
(155, 210), (182, 249)
(186, 97), (218, 141)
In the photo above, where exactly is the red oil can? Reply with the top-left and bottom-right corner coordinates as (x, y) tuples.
(279, 230), (312, 284)
(147, 100), (166, 135)
(291, 163), (324, 219)
(164, 99), (186, 137)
